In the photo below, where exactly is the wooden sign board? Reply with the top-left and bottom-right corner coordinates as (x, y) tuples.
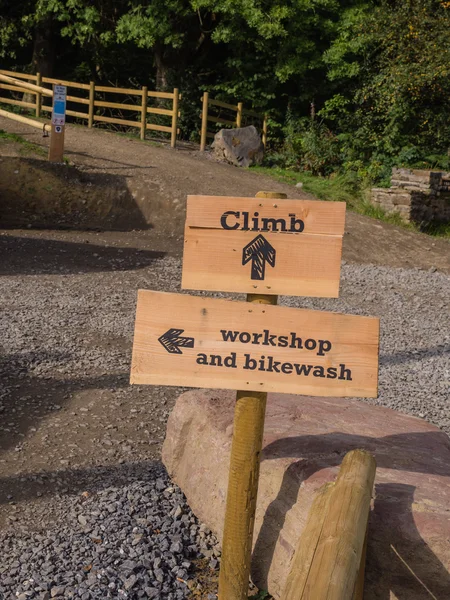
(182, 195), (346, 297)
(131, 291), (379, 398)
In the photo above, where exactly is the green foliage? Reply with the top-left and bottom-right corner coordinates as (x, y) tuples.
(321, 0), (450, 174)
(265, 113), (341, 175)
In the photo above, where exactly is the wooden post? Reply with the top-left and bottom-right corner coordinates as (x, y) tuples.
(262, 115), (268, 148)
(140, 86), (148, 141)
(352, 528), (369, 600)
(200, 91), (209, 151)
(48, 124), (65, 162)
(217, 191), (287, 600)
(283, 449), (376, 600)
(48, 83), (66, 163)
(88, 81), (95, 128)
(171, 87), (179, 148)
(35, 72), (42, 118)
(236, 102), (243, 128)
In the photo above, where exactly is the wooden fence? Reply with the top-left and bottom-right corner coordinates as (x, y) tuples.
(200, 91), (267, 151)
(0, 69), (180, 147)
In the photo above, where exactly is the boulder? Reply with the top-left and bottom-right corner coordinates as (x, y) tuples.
(162, 390), (450, 599)
(213, 125), (264, 167)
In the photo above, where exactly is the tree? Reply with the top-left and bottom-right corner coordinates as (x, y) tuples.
(321, 0), (450, 175)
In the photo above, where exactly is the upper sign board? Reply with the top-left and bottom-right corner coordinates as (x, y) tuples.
(131, 290), (379, 398)
(182, 195), (346, 297)
(52, 84), (67, 126)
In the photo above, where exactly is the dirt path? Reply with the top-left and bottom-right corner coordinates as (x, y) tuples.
(0, 116), (449, 536)
(1, 115), (449, 272)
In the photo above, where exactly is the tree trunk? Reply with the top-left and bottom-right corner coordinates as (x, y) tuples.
(154, 43), (169, 91)
(32, 17), (55, 77)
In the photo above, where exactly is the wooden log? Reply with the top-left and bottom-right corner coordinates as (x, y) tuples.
(36, 73), (42, 117)
(200, 92), (209, 151)
(209, 98), (238, 111)
(94, 85), (142, 95)
(0, 73), (52, 97)
(171, 88), (179, 148)
(0, 69), (38, 81)
(66, 95), (90, 105)
(148, 90), (174, 99)
(94, 114), (140, 127)
(147, 106), (173, 116)
(94, 99), (141, 111)
(207, 115), (236, 127)
(283, 449), (376, 600)
(0, 96), (36, 109)
(42, 76), (90, 90)
(146, 122), (172, 133)
(66, 109), (88, 119)
(0, 82), (33, 93)
(283, 483), (335, 599)
(262, 115), (268, 148)
(88, 82), (95, 128)
(236, 102), (243, 127)
(141, 86), (148, 140)
(217, 192), (287, 600)
(0, 107), (50, 131)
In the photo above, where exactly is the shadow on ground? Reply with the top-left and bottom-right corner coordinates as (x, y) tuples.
(0, 234), (165, 275)
(0, 156), (152, 230)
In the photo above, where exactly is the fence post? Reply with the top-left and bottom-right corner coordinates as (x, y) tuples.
(236, 102), (243, 128)
(262, 115), (268, 148)
(217, 191), (287, 600)
(200, 91), (209, 151)
(141, 86), (148, 141)
(171, 88), (179, 148)
(88, 81), (95, 128)
(35, 72), (42, 118)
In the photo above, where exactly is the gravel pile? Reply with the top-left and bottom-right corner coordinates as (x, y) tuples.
(0, 465), (220, 600)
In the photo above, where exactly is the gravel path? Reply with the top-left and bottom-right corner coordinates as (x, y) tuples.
(0, 230), (449, 599)
(0, 464), (220, 599)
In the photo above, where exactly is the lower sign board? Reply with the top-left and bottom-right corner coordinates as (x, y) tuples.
(131, 291), (379, 398)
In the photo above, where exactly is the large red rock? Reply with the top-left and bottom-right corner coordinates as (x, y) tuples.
(162, 390), (450, 599)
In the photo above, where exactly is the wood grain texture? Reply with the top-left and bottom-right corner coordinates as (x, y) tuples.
(283, 450), (375, 600)
(182, 195), (345, 297)
(185, 195), (346, 235)
(130, 291), (379, 397)
(182, 228), (343, 297)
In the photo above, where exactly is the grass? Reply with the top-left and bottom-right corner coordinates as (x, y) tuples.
(0, 128), (47, 157)
(252, 165), (450, 238)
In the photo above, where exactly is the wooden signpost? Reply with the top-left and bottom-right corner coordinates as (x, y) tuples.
(48, 84), (66, 163)
(130, 191), (380, 600)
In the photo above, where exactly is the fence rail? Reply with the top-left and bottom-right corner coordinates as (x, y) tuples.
(0, 70), (180, 147)
(200, 91), (267, 151)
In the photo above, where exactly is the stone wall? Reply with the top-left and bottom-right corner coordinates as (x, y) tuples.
(371, 168), (450, 225)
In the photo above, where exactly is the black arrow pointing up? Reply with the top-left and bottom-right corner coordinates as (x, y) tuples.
(158, 328), (195, 354)
(242, 234), (276, 280)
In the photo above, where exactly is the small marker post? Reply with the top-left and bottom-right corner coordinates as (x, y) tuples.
(217, 191), (287, 600)
(48, 84), (66, 163)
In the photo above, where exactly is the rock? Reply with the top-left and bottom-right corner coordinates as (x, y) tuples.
(162, 389), (450, 600)
(295, 182), (303, 189)
(212, 126), (264, 167)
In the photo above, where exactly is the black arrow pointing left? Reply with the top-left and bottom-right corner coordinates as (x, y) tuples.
(158, 328), (195, 354)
